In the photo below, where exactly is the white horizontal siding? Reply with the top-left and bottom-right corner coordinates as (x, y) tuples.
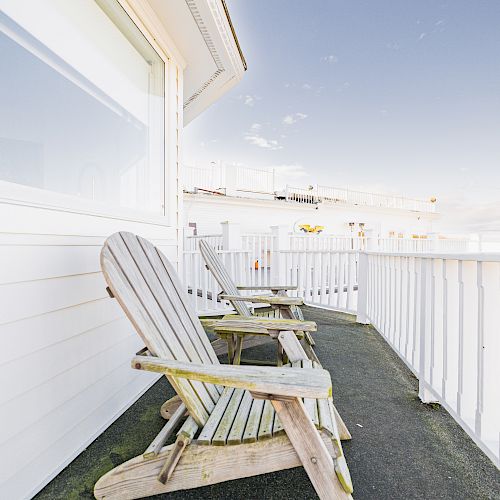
(0, 205), (177, 499)
(3, 361), (156, 500)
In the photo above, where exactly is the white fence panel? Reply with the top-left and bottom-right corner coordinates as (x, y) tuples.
(279, 250), (359, 314)
(290, 234), (365, 251)
(183, 164), (274, 194)
(183, 250), (252, 315)
(241, 233), (274, 288)
(362, 252), (500, 467)
(185, 234), (223, 251)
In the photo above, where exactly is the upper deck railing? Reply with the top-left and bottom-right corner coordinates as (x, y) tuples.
(183, 163), (275, 195)
(285, 185), (436, 213)
(183, 164), (436, 213)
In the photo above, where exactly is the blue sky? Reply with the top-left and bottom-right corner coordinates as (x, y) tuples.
(184, 0), (500, 233)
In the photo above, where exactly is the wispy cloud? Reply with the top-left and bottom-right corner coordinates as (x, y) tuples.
(282, 112), (308, 125)
(250, 123), (261, 131)
(244, 95), (255, 106)
(418, 32), (427, 41)
(302, 83), (312, 90)
(386, 42), (400, 51)
(237, 94), (259, 107)
(244, 133), (283, 150)
(321, 54), (338, 63)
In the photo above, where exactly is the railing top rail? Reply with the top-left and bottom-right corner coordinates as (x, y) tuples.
(364, 250), (500, 262)
(186, 233), (222, 238)
(183, 249), (251, 255)
(290, 234), (359, 238)
(279, 249), (360, 254)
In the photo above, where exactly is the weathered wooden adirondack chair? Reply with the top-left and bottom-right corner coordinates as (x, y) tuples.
(199, 239), (319, 363)
(95, 232), (353, 499)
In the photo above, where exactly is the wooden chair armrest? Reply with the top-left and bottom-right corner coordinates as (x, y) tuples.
(213, 317), (316, 332)
(236, 285), (298, 291)
(132, 355), (331, 399)
(220, 294), (304, 306)
(199, 318), (219, 334)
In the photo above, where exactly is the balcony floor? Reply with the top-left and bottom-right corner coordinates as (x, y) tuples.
(36, 307), (499, 500)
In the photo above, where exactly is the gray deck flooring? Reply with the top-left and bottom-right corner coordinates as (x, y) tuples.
(36, 307), (499, 500)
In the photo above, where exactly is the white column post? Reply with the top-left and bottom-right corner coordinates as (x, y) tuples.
(183, 226), (195, 251)
(356, 252), (370, 324)
(221, 221), (242, 250)
(271, 225), (289, 284)
(364, 228), (376, 251)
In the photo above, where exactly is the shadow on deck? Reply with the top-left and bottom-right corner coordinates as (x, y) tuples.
(36, 307), (499, 500)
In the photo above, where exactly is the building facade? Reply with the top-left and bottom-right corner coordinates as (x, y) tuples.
(0, 1), (245, 497)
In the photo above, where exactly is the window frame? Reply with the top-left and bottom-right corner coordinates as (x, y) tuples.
(0, 0), (178, 227)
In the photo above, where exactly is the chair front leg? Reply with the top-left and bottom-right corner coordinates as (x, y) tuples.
(226, 335), (235, 364)
(232, 334), (244, 365)
(269, 396), (353, 499)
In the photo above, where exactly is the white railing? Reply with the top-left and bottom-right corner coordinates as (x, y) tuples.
(184, 233), (224, 252)
(183, 250), (252, 314)
(290, 234), (366, 251)
(289, 234), (470, 253)
(285, 184), (436, 213)
(184, 166), (437, 213)
(357, 252), (500, 467)
(183, 163), (275, 194)
(241, 233), (274, 288)
(227, 166), (275, 194)
(182, 222), (499, 466)
(283, 186), (319, 204)
(280, 250), (359, 314)
(183, 164), (224, 192)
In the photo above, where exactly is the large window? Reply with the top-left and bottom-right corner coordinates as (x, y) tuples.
(0, 0), (165, 214)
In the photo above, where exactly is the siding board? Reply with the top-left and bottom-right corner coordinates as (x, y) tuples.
(0, 273), (108, 325)
(0, 317), (134, 405)
(0, 298), (122, 365)
(0, 329), (139, 446)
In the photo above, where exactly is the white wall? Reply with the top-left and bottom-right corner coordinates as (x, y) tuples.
(0, 206), (177, 499)
(0, 2), (184, 497)
(184, 194), (437, 237)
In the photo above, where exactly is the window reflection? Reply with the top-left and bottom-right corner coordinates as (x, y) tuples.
(0, 2), (165, 214)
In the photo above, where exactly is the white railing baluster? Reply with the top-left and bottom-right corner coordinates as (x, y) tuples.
(411, 257), (419, 368)
(442, 259), (448, 400)
(430, 258), (436, 388)
(457, 260), (464, 417)
(475, 261), (484, 438)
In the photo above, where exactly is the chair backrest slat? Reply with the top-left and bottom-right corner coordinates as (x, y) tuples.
(101, 232), (221, 425)
(199, 240), (252, 317)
